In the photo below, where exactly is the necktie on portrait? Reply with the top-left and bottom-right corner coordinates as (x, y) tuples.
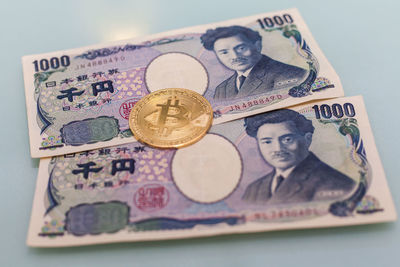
(274, 175), (284, 193)
(238, 75), (246, 89)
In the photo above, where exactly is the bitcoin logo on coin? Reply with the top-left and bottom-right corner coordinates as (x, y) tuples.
(156, 98), (190, 136)
(129, 88), (213, 148)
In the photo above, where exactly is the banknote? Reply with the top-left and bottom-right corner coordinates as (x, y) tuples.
(27, 96), (396, 247)
(22, 8), (344, 158)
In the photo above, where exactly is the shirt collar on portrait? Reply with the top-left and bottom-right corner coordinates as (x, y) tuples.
(236, 67), (254, 91)
(236, 67), (253, 78)
(270, 166), (296, 194)
(274, 166), (296, 180)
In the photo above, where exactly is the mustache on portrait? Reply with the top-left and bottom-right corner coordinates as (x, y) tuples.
(231, 57), (248, 64)
(271, 151), (291, 158)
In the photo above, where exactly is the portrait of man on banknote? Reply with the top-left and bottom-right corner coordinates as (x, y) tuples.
(242, 109), (355, 204)
(201, 26), (308, 100)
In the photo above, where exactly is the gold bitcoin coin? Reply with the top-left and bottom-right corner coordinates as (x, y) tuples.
(129, 88), (213, 148)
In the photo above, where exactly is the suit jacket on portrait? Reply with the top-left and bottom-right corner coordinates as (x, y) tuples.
(213, 55), (308, 100)
(242, 153), (356, 204)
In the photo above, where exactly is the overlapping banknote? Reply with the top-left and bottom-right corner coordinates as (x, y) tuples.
(22, 8), (344, 158)
(27, 96), (396, 247)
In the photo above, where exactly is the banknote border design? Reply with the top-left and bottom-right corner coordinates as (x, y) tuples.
(75, 36), (195, 60)
(325, 118), (371, 216)
(34, 69), (67, 135)
(64, 201), (130, 236)
(264, 24), (319, 98)
(59, 116), (121, 146)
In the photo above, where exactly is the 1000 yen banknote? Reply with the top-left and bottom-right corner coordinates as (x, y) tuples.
(27, 96), (396, 247)
(22, 8), (344, 158)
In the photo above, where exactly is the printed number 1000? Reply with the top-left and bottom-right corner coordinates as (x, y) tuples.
(312, 103), (356, 119)
(32, 55), (70, 72)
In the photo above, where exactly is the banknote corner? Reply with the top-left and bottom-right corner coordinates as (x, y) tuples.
(389, 209), (398, 222)
(286, 7), (300, 13)
(26, 237), (35, 248)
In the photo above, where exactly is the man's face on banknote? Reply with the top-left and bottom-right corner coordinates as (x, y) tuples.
(213, 34), (262, 72)
(256, 121), (312, 171)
